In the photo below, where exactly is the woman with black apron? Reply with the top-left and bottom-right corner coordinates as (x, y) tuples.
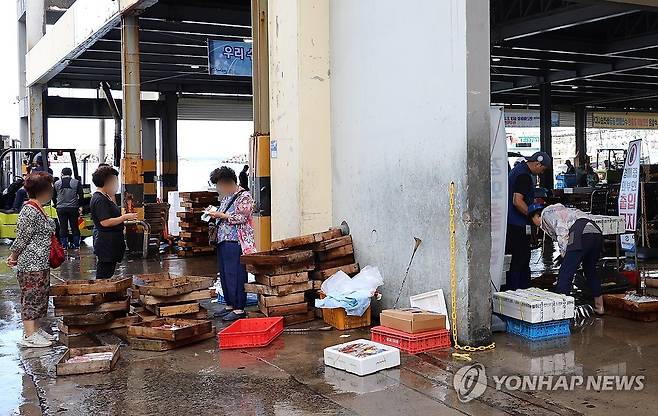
(90, 166), (138, 279)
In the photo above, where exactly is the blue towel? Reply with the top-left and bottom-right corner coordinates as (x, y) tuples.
(315, 289), (372, 316)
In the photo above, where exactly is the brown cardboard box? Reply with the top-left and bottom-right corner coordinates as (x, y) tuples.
(380, 308), (446, 334)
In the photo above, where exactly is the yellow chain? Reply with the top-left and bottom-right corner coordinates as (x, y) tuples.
(449, 182), (496, 354)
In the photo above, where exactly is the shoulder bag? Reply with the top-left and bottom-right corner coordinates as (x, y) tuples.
(208, 190), (245, 245)
(26, 201), (65, 269)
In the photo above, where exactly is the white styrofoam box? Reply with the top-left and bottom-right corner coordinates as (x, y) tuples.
(591, 215), (625, 236)
(324, 339), (400, 376)
(493, 290), (553, 323)
(493, 289), (575, 322)
(525, 288), (575, 319)
(324, 367), (400, 394)
(409, 289), (450, 330)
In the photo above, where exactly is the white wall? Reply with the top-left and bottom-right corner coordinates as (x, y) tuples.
(330, 0), (491, 342)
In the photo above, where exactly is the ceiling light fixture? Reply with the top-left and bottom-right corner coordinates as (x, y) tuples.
(244, 38), (253, 43)
(571, 85), (578, 89)
(492, 57), (501, 62)
(190, 65), (200, 69)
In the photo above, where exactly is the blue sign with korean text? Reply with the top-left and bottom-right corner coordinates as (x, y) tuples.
(208, 40), (253, 77)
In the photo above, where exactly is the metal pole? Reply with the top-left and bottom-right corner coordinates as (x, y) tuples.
(575, 105), (587, 168)
(539, 83), (554, 189)
(98, 89), (106, 163)
(121, 14), (144, 217)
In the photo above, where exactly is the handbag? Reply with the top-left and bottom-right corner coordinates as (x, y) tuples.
(208, 190), (245, 245)
(26, 201), (65, 269)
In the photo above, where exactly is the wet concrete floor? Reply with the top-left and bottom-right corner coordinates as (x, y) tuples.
(1, 245), (658, 416)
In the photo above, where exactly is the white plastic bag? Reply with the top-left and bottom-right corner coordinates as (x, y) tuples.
(320, 265), (383, 296)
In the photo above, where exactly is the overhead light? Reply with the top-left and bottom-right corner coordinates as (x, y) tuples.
(571, 85), (579, 90)
(492, 57), (501, 62)
(243, 38), (253, 43)
(190, 65), (200, 69)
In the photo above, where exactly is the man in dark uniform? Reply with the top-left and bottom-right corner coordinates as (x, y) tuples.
(505, 151), (552, 290)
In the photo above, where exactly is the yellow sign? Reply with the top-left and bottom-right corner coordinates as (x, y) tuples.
(591, 112), (658, 129)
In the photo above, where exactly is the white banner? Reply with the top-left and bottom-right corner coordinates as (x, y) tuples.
(490, 107), (508, 291)
(618, 139), (642, 232)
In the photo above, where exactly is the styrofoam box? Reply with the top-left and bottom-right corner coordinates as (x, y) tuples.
(493, 289), (575, 323)
(324, 339), (400, 376)
(409, 289), (450, 330)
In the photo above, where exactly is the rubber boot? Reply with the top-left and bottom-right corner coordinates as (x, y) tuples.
(60, 236), (68, 250)
(72, 235), (81, 250)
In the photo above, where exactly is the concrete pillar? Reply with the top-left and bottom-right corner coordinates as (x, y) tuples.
(120, 15), (144, 215)
(330, 0), (491, 345)
(252, 0), (271, 251)
(26, 0), (46, 148)
(142, 118), (157, 203)
(17, 15), (29, 147)
(158, 92), (178, 201)
(575, 105), (587, 167)
(268, 0), (332, 239)
(539, 83), (554, 188)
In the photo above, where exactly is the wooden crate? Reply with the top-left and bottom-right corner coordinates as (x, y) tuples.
(258, 292), (306, 308)
(135, 276), (214, 297)
(283, 310), (316, 326)
(258, 302), (307, 317)
(129, 328), (217, 351)
(54, 299), (130, 316)
(271, 229), (343, 250)
(322, 305), (371, 330)
(315, 244), (354, 262)
(57, 316), (140, 335)
(127, 318), (212, 341)
(316, 255), (356, 270)
(56, 345), (120, 376)
(50, 277), (132, 296)
(140, 289), (214, 306)
(309, 235), (353, 251)
(244, 281), (312, 296)
(241, 250), (315, 266)
(604, 293), (658, 321)
(62, 312), (115, 326)
(52, 293), (106, 308)
(246, 260), (315, 276)
(311, 263), (360, 281)
(150, 302), (201, 317)
(254, 272), (309, 287)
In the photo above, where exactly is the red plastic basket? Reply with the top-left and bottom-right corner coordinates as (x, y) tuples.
(218, 317), (284, 350)
(370, 326), (451, 354)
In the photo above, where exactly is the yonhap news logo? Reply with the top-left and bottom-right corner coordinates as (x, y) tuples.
(453, 363), (645, 403)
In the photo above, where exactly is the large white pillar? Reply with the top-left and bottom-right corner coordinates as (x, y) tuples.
(330, 0), (492, 344)
(268, 0), (332, 240)
(26, 0), (46, 148)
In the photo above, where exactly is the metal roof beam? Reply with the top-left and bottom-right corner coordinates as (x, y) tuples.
(493, 57), (658, 92)
(142, 2), (251, 26)
(493, 3), (637, 42)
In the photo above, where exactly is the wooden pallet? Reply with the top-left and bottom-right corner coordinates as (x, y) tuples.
(52, 293), (106, 307)
(54, 299), (130, 316)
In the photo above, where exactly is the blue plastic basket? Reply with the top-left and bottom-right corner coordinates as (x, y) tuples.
(217, 292), (258, 306)
(505, 317), (570, 341)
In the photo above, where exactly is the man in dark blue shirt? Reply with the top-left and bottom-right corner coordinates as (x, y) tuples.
(505, 151), (552, 290)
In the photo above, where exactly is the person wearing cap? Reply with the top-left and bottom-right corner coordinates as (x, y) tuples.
(528, 203), (604, 315)
(505, 151), (552, 290)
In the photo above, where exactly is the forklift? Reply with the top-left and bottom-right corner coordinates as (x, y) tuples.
(0, 148), (94, 240)
(595, 148), (627, 184)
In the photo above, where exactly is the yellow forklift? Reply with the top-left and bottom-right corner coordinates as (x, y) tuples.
(0, 148), (94, 239)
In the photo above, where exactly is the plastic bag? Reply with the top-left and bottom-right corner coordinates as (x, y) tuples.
(320, 265), (383, 296)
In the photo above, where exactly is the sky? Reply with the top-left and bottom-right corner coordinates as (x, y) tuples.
(0, 2), (250, 164)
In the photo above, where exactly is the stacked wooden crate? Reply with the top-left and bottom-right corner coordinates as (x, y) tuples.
(131, 273), (214, 321)
(176, 191), (217, 257)
(242, 229), (358, 325)
(128, 318), (216, 351)
(50, 278), (136, 344)
(242, 250), (317, 325)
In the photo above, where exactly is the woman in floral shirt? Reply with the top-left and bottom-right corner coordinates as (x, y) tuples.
(207, 166), (255, 321)
(6, 172), (58, 348)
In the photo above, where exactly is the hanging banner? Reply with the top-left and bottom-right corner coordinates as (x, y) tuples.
(208, 40), (253, 76)
(490, 107), (508, 291)
(618, 139), (642, 232)
(591, 112), (658, 129)
(504, 111), (559, 128)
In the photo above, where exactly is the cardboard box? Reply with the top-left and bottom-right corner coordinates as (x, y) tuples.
(379, 308), (446, 333)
